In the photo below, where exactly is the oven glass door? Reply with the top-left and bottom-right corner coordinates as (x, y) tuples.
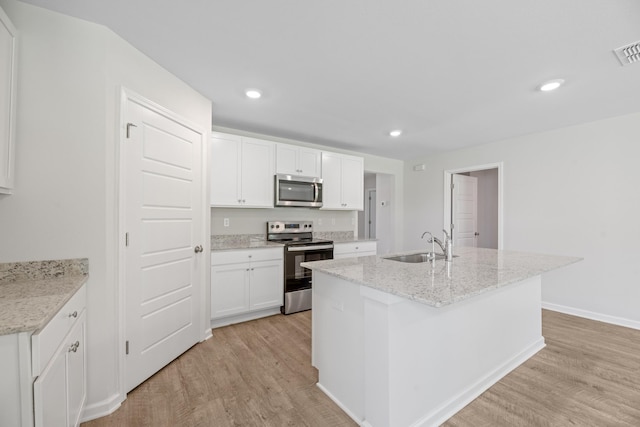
(284, 247), (333, 292)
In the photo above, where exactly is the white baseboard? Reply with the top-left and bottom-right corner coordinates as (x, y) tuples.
(316, 382), (365, 426)
(210, 307), (281, 329)
(542, 302), (640, 330)
(415, 337), (546, 427)
(81, 392), (123, 423)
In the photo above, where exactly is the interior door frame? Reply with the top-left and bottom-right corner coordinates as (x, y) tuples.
(443, 162), (504, 250)
(116, 87), (211, 403)
(364, 188), (376, 239)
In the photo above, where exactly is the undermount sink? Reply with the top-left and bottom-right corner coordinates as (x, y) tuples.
(384, 253), (458, 263)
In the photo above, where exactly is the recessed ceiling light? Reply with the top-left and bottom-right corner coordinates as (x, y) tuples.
(245, 89), (262, 99)
(538, 79), (565, 92)
(389, 130), (402, 137)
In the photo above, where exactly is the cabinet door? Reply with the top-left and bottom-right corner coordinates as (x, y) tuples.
(211, 135), (241, 206)
(66, 314), (86, 427)
(211, 264), (250, 319)
(298, 147), (321, 177)
(34, 344), (68, 427)
(275, 143), (299, 175)
(340, 155), (364, 210)
(249, 260), (283, 310)
(321, 152), (343, 209)
(241, 137), (274, 207)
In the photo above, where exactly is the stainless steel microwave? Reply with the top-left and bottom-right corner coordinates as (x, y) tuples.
(275, 174), (323, 208)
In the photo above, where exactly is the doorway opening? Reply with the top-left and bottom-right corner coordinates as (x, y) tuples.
(443, 163), (503, 250)
(358, 172), (395, 254)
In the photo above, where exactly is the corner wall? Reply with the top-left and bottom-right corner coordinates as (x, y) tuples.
(0, 0), (211, 419)
(403, 112), (640, 327)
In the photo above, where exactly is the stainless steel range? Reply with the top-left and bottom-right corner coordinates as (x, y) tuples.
(267, 221), (334, 314)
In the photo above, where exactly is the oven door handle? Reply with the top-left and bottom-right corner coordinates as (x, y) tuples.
(287, 244), (334, 252)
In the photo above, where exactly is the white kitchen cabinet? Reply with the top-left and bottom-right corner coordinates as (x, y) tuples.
(33, 310), (86, 427)
(32, 285), (87, 427)
(276, 143), (322, 177)
(321, 152), (364, 210)
(211, 247), (283, 327)
(0, 283), (87, 427)
(210, 133), (275, 208)
(333, 241), (377, 259)
(0, 5), (17, 194)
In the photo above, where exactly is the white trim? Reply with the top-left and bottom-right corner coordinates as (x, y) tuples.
(210, 307), (281, 329)
(316, 383), (365, 426)
(444, 162), (504, 250)
(116, 87), (209, 403)
(80, 393), (122, 423)
(412, 338), (545, 427)
(364, 188), (376, 239)
(542, 302), (640, 331)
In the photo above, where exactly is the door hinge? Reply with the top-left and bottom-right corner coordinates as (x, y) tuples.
(451, 183), (455, 190)
(126, 123), (137, 138)
(125, 232), (129, 247)
(125, 340), (129, 355)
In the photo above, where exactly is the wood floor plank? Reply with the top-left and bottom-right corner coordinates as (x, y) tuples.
(83, 309), (640, 426)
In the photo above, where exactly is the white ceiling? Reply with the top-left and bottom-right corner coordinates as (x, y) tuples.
(18, 0), (640, 160)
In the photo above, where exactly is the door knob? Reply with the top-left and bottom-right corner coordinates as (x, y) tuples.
(474, 232), (480, 236)
(194, 245), (203, 253)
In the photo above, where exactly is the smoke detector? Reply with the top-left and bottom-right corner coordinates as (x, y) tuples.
(614, 41), (640, 66)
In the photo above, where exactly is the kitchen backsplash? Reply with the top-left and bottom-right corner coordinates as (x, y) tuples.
(211, 207), (356, 236)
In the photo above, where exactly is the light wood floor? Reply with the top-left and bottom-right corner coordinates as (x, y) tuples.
(83, 310), (640, 427)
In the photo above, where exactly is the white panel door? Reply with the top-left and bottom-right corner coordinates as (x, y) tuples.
(124, 98), (203, 393)
(298, 147), (321, 176)
(452, 174), (478, 248)
(249, 260), (283, 310)
(275, 143), (299, 175)
(211, 263), (250, 319)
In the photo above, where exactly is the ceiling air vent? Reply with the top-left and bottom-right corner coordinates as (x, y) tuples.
(614, 41), (640, 66)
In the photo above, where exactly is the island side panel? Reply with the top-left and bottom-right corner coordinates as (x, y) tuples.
(362, 275), (545, 427)
(312, 271), (365, 424)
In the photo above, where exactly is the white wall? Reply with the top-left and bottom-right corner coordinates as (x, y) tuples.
(0, 0), (211, 419)
(404, 112), (640, 327)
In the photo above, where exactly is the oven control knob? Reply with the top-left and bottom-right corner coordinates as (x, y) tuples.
(308, 224), (312, 228)
(276, 224), (280, 229)
(270, 224), (274, 229)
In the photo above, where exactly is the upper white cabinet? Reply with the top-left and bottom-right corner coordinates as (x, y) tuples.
(276, 143), (322, 177)
(0, 5), (17, 194)
(321, 152), (364, 210)
(210, 133), (274, 208)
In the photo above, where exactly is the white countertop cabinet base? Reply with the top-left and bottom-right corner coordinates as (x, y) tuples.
(0, 283), (87, 427)
(333, 241), (377, 259)
(211, 248), (283, 328)
(313, 272), (544, 427)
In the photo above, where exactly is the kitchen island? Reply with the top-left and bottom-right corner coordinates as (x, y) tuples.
(302, 247), (580, 427)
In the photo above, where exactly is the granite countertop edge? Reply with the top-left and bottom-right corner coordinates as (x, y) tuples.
(302, 247), (582, 308)
(0, 274), (88, 336)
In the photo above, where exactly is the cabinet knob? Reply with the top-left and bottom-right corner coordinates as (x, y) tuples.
(68, 311), (78, 318)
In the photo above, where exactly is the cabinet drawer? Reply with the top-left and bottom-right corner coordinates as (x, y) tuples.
(212, 247), (283, 266)
(32, 284), (86, 376)
(334, 241), (377, 255)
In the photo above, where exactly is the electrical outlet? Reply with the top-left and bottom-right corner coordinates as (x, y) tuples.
(223, 218), (229, 227)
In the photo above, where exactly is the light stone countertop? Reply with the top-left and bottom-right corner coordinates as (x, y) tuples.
(332, 237), (378, 244)
(0, 259), (89, 336)
(301, 247), (581, 308)
(211, 234), (284, 251)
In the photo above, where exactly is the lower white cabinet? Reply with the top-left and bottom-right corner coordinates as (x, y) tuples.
(211, 247), (283, 327)
(333, 241), (377, 259)
(0, 283), (87, 427)
(32, 285), (87, 427)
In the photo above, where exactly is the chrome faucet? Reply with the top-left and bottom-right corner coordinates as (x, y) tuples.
(421, 229), (453, 261)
